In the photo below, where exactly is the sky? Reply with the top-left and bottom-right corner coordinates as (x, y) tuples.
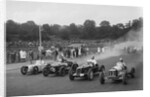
(6, 0), (143, 26)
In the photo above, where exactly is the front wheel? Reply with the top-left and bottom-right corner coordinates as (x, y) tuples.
(99, 72), (105, 84)
(71, 63), (78, 71)
(99, 65), (105, 72)
(43, 67), (49, 77)
(69, 70), (74, 80)
(87, 69), (94, 81)
(59, 66), (66, 76)
(33, 66), (39, 74)
(21, 66), (28, 75)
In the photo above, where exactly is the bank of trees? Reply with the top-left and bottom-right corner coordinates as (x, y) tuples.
(6, 17), (143, 42)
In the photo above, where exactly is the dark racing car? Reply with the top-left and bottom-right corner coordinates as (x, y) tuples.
(42, 59), (74, 77)
(69, 61), (105, 81)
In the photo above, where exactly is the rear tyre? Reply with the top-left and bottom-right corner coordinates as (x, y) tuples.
(21, 66), (28, 75)
(122, 72), (127, 85)
(130, 67), (135, 78)
(99, 72), (105, 84)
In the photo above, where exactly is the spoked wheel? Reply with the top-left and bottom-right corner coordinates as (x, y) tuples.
(71, 64), (78, 71)
(69, 63), (78, 81)
(59, 66), (66, 76)
(130, 67), (135, 78)
(87, 69), (94, 81)
(43, 67), (49, 77)
(99, 72), (105, 84)
(69, 69), (75, 80)
(21, 66), (28, 75)
(122, 72), (127, 85)
(33, 66), (39, 74)
(99, 65), (105, 72)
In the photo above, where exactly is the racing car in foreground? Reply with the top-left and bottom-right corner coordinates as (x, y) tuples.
(42, 60), (74, 77)
(99, 65), (135, 85)
(20, 60), (47, 75)
(69, 62), (105, 81)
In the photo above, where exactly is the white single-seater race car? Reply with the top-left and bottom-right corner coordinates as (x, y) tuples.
(99, 62), (135, 85)
(20, 60), (48, 75)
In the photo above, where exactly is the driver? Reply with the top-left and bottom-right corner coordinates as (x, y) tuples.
(113, 58), (126, 71)
(87, 56), (98, 67)
(56, 52), (68, 66)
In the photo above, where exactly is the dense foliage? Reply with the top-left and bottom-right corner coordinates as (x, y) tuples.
(6, 17), (143, 42)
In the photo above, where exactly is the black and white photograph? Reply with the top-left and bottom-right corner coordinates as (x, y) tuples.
(5, 0), (143, 97)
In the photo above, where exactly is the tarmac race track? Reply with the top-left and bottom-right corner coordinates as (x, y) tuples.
(6, 52), (143, 97)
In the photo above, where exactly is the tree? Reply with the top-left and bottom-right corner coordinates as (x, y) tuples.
(59, 26), (70, 40)
(69, 23), (80, 39)
(131, 17), (143, 30)
(116, 23), (125, 29)
(19, 21), (39, 41)
(83, 20), (96, 39)
(41, 24), (53, 40)
(5, 17), (143, 42)
(6, 20), (21, 41)
(100, 20), (110, 27)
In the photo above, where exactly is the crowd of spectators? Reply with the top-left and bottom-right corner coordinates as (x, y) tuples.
(6, 40), (91, 64)
(6, 40), (108, 64)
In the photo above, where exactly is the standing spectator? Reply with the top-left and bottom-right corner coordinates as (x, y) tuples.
(70, 48), (74, 58)
(29, 49), (34, 64)
(66, 48), (71, 58)
(17, 50), (20, 62)
(97, 47), (101, 54)
(15, 50), (19, 62)
(41, 50), (46, 59)
(54, 49), (59, 60)
(20, 49), (27, 62)
(86, 47), (89, 55)
(11, 50), (15, 63)
(73, 48), (76, 58)
(7, 51), (11, 63)
(78, 47), (81, 57)
(81, 47), (86, 56)
(23, 50), (27, 62)
(102, 47), (105, 53)
(75, 48), (79, 57)
(19, 49), (23, 62)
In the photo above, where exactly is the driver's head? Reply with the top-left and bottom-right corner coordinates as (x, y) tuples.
(119, 58), (123, 62)
(91, 56), (95, 60)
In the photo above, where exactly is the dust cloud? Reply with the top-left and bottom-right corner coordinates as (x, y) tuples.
(95, 28), (143, 61)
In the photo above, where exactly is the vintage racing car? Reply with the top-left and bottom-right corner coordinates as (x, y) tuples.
(99, 64), (135, 85)
(20, 60), (47, 75)
(69, 61), (105, 81)
(42, 59), (74, 77)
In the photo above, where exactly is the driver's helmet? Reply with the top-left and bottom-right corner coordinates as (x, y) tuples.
(119, 58), (123, 62)
(91, 56), (95, 60)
